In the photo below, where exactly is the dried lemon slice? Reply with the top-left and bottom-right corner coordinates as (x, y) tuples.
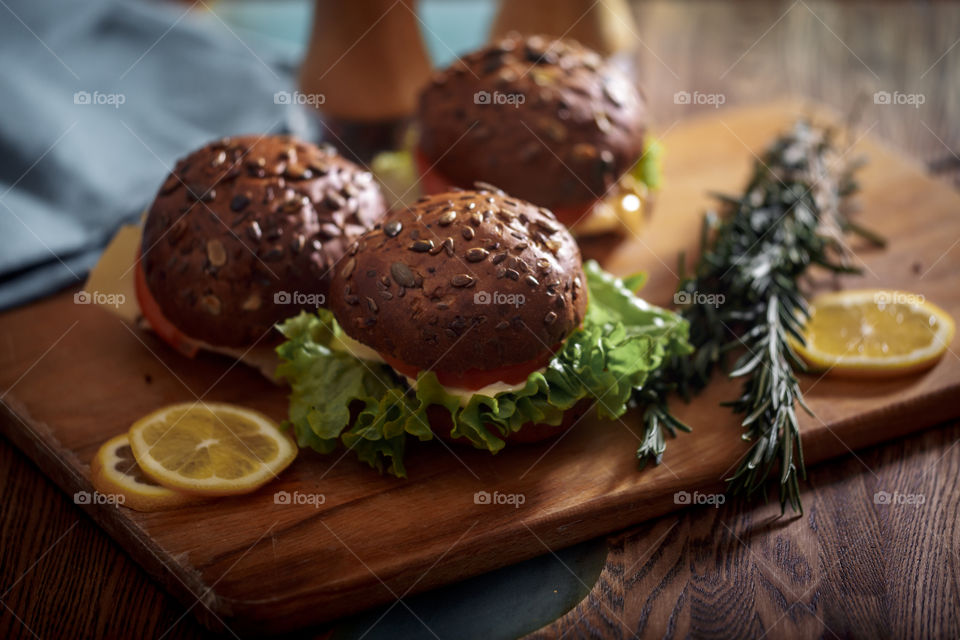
(793, 289), (955, 377)
(91, 434), (202, 511)
(128, 402), (296, 496)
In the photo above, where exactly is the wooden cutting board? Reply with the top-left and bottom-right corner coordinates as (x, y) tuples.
(2, 101), (959, 635)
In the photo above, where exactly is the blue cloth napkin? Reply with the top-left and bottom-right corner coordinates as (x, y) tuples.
(0, 0), (295, 310)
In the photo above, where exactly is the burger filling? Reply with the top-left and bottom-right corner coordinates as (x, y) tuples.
(276, 261), (691, 477)
(135, 254), (202, 357)
(390, 136), (663, 235)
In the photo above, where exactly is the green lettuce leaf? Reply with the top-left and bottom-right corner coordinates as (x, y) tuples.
(276, 261), (690, 477)
(631, 135), (663, 191)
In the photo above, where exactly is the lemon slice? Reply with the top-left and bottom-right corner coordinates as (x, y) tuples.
(793, 289), (955, 377)
(91, 434), (202, 512)
(128, 402), (297, 496)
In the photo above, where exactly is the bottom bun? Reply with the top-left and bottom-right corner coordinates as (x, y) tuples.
(426, 400), (590, 446)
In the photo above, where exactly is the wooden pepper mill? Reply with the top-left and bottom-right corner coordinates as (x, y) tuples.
(298, 0), (432, 162)
(490, 0), (637, 56)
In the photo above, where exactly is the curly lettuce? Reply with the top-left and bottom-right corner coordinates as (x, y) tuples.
(275, 261), (691, 477)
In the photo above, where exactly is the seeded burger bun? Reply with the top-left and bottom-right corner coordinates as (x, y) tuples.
(330, 186), (588, 374)
(417, 33), (647, 216)
(140, 134), (387, 349)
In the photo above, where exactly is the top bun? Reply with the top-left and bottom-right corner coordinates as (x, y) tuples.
(329, 186), (587, 373)
(141, 134), (386, 347)
(417, 33), (647, 211)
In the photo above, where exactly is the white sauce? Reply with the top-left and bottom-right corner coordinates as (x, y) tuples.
(332, 331), (543, 406)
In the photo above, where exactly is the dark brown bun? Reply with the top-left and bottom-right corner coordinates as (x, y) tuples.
(417, 33), (646, 211)
(141, 134), (386, 347)
(329, 187), (588, 373)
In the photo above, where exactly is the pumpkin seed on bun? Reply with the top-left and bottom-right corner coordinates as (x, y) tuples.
(138, 135), (388, 352)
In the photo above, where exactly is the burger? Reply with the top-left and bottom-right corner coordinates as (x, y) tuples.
(136, 135), (388, 357)
(276, 186), (689, 476)
(411, 33), (659, 238)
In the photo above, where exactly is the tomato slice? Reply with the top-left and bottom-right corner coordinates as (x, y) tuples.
(543, 201), (595, 228)
(379, 345), (558, 391)
(414, 146), (458, 197)
(134, 251), (201, 358)
(414, 147), (594, 227)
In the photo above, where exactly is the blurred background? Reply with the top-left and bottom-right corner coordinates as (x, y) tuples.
(195, 0), (960, 162)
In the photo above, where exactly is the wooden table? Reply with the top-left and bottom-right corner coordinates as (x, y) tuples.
(2, 1), (959, 638)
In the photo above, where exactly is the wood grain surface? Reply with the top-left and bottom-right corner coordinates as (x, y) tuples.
(3, 1), (960, 639)
(527, 421), (960, 639)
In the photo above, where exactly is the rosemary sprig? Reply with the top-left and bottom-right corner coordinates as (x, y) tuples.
(636, 121), (883, 512)
(634, 370), (690, 470)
